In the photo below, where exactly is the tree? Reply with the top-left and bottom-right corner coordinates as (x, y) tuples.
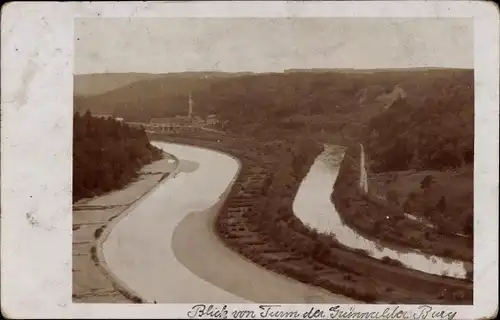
(386, 189), (399, 205)
(420, 175), (434, 190)
(463, 215), (473, 235)
(437, 195), (447, 213)
(73, 114), (163, 202)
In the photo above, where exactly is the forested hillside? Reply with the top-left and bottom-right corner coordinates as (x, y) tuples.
(74, 72), (254, 122)
(363, 70), (474, 172)
(74, 69), (471, 138)
(73, 111), (163, 202)
(353, 69), (474, 240)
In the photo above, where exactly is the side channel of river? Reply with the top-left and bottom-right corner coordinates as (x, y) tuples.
(293, 144), (467, 279)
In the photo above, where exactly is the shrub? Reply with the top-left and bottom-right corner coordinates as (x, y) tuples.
(352, 248), (370, 256)
(381, 256), (405, 267)
(386, 189), (399, 205)
(94, 226), (105, 239)
(462, 215), (473, 235)
(90, 246), (98, 264)
(443, 248), (454, 257)
(465, 271), (473, 282)
(452, 291), (465, 301)
(437, 195), (447, 213)
(420, 175), (434, 189)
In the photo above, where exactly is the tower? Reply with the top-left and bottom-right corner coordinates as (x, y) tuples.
(188, 92), (193, 119)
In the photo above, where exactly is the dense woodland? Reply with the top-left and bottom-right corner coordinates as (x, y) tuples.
(73, 111), (163, 202)
(363, 70), (474, 172)
(352, 71), (473, 243)
(75, 69), (471, 138)
(75, 68), (474, 174)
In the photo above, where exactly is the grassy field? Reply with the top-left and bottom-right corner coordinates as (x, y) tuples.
(333, 145), (473, 263)
(368, 166), (473, 237)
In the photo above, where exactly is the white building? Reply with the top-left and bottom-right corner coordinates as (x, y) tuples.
(206, 114), (219, 126)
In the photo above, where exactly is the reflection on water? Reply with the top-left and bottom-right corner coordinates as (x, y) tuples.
(176, 159), (200, 174)
(293, 144), (467, 279)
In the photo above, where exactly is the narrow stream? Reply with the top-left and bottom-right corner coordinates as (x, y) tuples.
(293, 144), (467, 279)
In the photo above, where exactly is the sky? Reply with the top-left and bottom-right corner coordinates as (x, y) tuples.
(74, 18), (473, 74)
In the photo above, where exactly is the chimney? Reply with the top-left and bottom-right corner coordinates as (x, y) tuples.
(188, 92), (193, 119)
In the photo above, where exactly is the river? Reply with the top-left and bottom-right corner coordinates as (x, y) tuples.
(293, 144), (467, 279)
(102, 141), (356, 303)
(103, 140), (465, 304)
(102, 142), (249, 303)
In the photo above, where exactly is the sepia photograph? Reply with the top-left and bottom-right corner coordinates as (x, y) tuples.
(1, 1), (498, 319)
(72, 17), (474, 305)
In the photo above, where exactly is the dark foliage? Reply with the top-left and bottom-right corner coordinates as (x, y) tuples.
(332, 146), (473, 261)
(364, 70), (473, 172)
(73, 111), (163, 202)
(75, 69), (473, 140)
(420, 175), (434, 189)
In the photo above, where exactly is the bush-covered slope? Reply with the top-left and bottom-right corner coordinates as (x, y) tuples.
(73, 111), (163, 202)
(363, 70), (474, 172)
(331, 69), (474, 255)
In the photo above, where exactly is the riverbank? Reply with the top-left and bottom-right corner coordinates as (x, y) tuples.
(332, 145), (473, 266)
(72, 153), (178, 303)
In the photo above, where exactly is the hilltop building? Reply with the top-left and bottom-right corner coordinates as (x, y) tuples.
(379, 85), (407, 109)
(206, 114), (219, 126)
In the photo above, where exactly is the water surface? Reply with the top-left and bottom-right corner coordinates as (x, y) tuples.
(293, 144), (467, 279)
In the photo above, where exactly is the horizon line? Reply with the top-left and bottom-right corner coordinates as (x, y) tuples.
(74, 66), (473, 76)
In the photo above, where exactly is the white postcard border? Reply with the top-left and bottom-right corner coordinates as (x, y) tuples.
(1, 1), (498, 319)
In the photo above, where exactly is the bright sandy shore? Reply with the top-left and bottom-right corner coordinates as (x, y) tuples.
(72, 154), (178, 303)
